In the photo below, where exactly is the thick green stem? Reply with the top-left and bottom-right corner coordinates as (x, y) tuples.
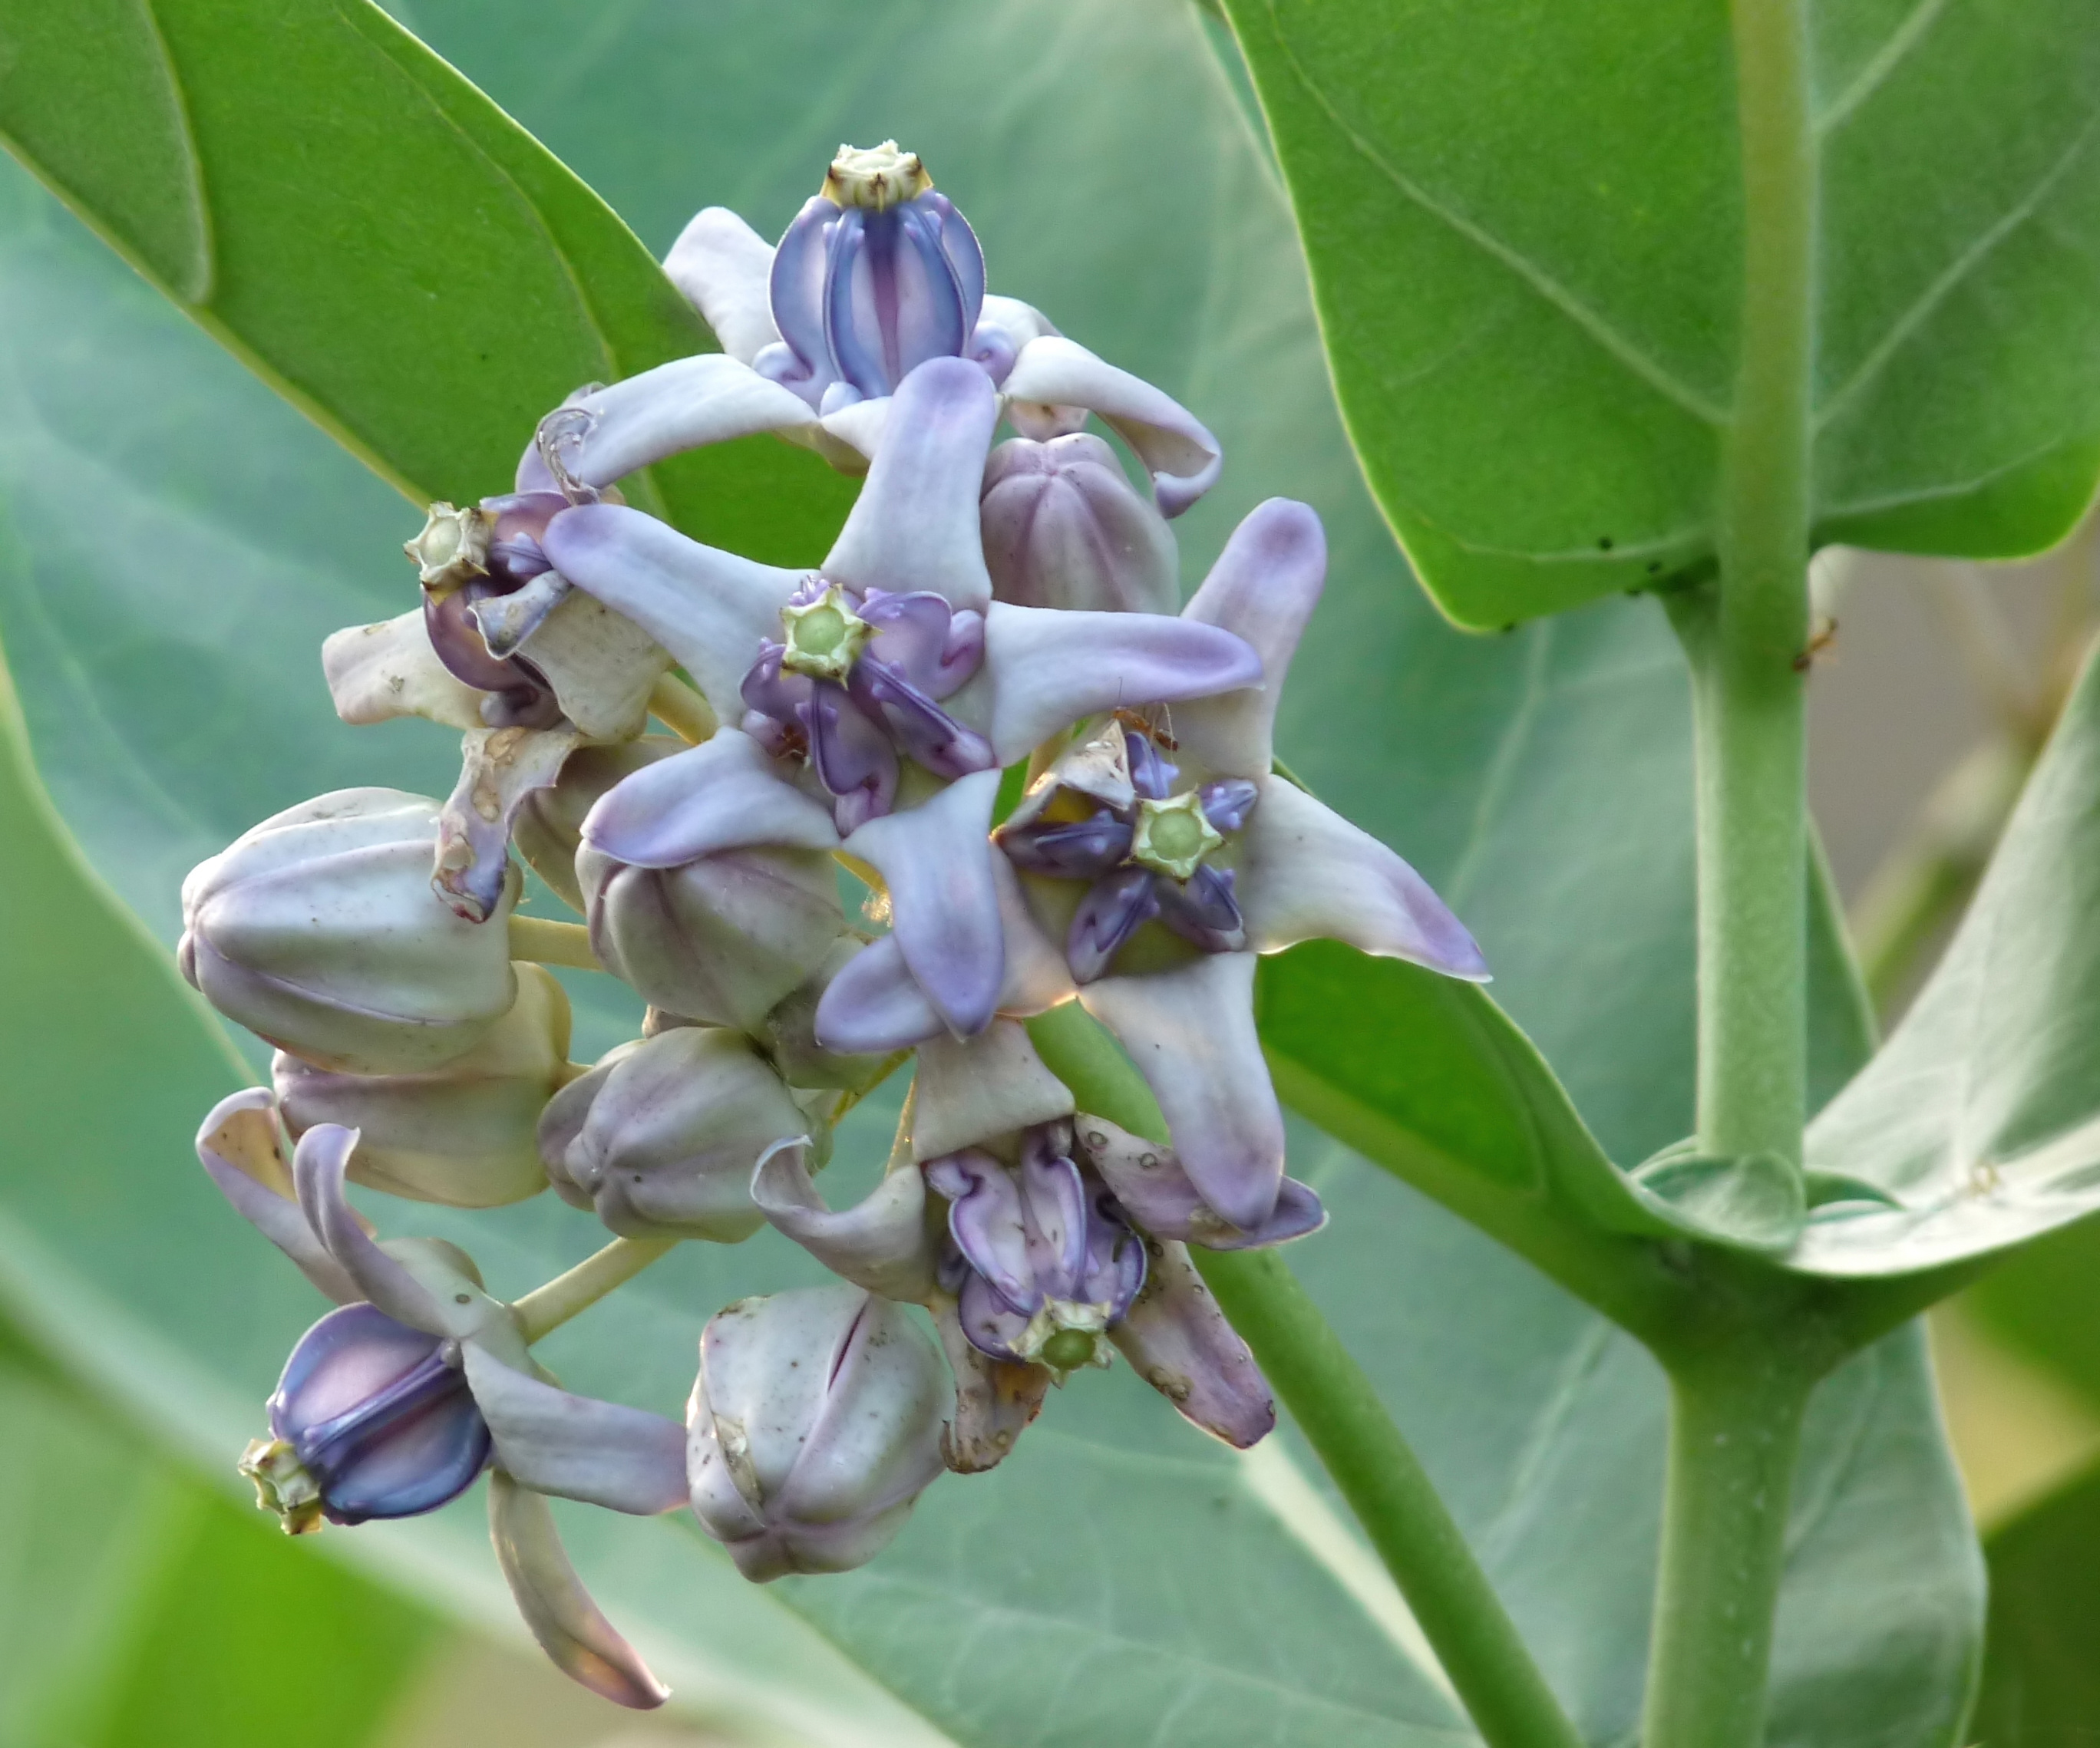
(1198, 1247), (1587, 1748)
(1679, 0), (1816, 1166)
(1639, 1355), (1814, 1748)
(507, 914), (603, 971)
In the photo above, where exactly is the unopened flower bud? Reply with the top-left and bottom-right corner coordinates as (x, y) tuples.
(687, 1285), (947, 1581)
(537, 1028), (807, 1240)
(980, 435), (1178, 614)
(579, 842), (852, 1034)
(246, 1301), (490, 1531)
(513, 737), (682, 912)
(180, 790), (520, 1074)
(273, 965), (571, 1208)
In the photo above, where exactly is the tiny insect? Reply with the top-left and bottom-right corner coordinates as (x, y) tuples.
(1113, 705), (1178, 750)
(1792, 616), (1838, 673)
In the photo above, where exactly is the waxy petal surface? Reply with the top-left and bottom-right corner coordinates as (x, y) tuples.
(464, 1347), (688, 1515)
(582, 728), (839, 869)
(1001, 335), (1221, 516)
(1109, 1239), (1276, 1446)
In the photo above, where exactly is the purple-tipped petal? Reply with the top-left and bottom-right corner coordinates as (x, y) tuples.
(580, 729), (839, 869)
(1154, 864), (1246, 956)
(975, 603), (1262, 767)
(813, 935), (945, 1053)
(1001, 335), (1222, 517)
(847, 658), (995, 780)
(1068, 866), (1161, 984)
(291, 1126), (454, 1332)
(844, 769), (1005, 1036)
(1075, 1113), (1327, 1249)
(911, 1022), (1075, 1163)
(924, 1149), (1038, 1314)
(195, 1090), (360, 1303)
(1079, 954), (1285, 1232)
(542, 505), (801, 717)
(997, 810), (1131, 880)
(663, 206), (781, 365)
(752, 1139), (941, 1302)
(929, 1296), (1049, 1471)
(534, 357), (814, 490)
(1199, 779), (1260, 833)
(822, 358), (999, 614)
(1108, 1239), (1275, 1446)
(463, 1346), (688, 1515)
(490, 1472), (669, 1709)
(1239, 779), (1489, 979)
(807, 681), (900, 830)
(434, 727), (577, 924)
(860, 592), (983, 700)
(1174, 500), (1326, 778)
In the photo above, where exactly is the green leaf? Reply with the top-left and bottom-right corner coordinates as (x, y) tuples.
(1971, 1459), (2100, 1742)
(1801, 645), (2100, 1276)
(0, 3), (1980, 1744)
(1217, 0), (2100, 626)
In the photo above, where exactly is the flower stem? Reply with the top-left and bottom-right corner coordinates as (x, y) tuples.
(648, 671), (717, 744)
(1197, 1246), (1587, 1748)
(507, 914), (603, 971)
(1026, 1001), (1580, 1748)
(1639, 1351), (1815, 1748)
(511, 1237), (679, 1343)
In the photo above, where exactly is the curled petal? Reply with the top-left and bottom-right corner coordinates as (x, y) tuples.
(194, 1089), (359, 1303)
(1154, 864), (1247, 956)
(1174, 500), (1326, 778)
(322, 612), (486, 731)
(751, 1139), (939, 1302)
(806, 680), (900, 830)
(542, 505), (801, 718)
(823, 199), (982, 400)
(1001, 335), (1221, 517)
(974, 602), (1262, 767)
(1068, 866), (1161, 984)
(1109, 1238), (1276, 1446)
(822, 358), (999, 615)
(859, 592), (983, 700)
(929, 1295), (1050, 1473)
(1079, 953), (1285, 1232)
(955, 1270), (1036, 1361)
(463, 1347), (688, 1515)
(923, 1149), (1038, 1314)
(844, 769), (1005, 1036)
(1075, 1113), (1327, 1249)
(912, 1021), (1075, 1163)
(1239, 778), (1488, 979)
(663, 206), (781, 364)
(434, 727), (579, 924)
(847, 658), (995, 780)
(489, 1471), (669, 1709)
(528, 356), (814, 490)
(581, 729), (839, 869)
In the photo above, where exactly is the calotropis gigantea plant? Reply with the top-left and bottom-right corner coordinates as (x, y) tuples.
(2, 2), (2099, 1746)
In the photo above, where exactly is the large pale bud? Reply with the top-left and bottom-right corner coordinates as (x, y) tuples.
(578, 842), (851, 1034)
(687, 1285), (948, 1581)
(537, 1028), (806, 1240)
(272, 965), (572, 1208)
(180, 790), (519, 1074)
(980, 434), (1177, 614)
(513, 737), (683, 912)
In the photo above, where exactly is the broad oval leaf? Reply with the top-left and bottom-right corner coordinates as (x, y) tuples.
(1218, 0), (2100, 625)
(0, 2), (1981, 1745)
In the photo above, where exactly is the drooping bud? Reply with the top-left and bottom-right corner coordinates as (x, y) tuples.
(247, 1301), (490, 1531)
(757, 142), (995, 411)
(272, 964), (572, 1208)
(686, 1285), (948, 1581)
(980, 435), (1178, 614)
(537, 1028), (807, 1240)
(513, 737), (683, 912)
(180, 790), (520, 1074)
(578, 842), (854, 1034)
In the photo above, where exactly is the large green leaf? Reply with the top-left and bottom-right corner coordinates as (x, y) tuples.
(1218, 0), (2100, 626)
(1800, 646), (2100, 1275)
(1970, 1459), (2100, 1742)
(0, 2), (1981, 1744)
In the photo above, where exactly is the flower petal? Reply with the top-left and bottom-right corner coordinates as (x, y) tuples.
(488, 1471), (669, 1709)
(1068, 866), (1162, 984)
(463, 1346), (688, 1515)
(923, 1149), (1037, 1314)
(1001, 335), (1221, 516)
(1075, 1113), (1327, 1249)
(929, 1295), (1050, 1473)
(821, 357), (998, 614)
(1240, 778), (1489, 979)
(434, 727), (579, 925)
(194, 1089), (360, 1303)
(912, 1021), (1075, 1163)
(291, 1125), (452, 1331)
(751, 1139), (939, 1302)
(504, 587), (670, 742)
(844, 769), (1005, 1036)
(1174, 499), (1326, 778)
(1078, 953), (1285, 1232)
(973, 602), (1261, 767)
(807, 680), (900, 831)
(322, 612), (487, 732)
(581, 728), (839, 869)
(541, 504), (801, 718)
(662, 206), (781, 365)
(1109, 1238), (1275, 1446)
(530, 356), (813, 490)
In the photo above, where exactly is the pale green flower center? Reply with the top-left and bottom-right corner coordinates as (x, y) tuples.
(1131, 791), (1225, 881)
(781, 585), (873, 682)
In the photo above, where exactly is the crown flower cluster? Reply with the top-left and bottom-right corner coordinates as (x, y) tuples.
(175, 144), (1487, 1707)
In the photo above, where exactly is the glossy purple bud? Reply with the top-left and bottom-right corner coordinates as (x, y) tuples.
(687, 1285), (949, 1582)
(981, 435), (1179, 615)
(246, 1301), (490, 1530)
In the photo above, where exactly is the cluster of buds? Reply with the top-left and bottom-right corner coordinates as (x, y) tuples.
(179, 144), (1487, 1707)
